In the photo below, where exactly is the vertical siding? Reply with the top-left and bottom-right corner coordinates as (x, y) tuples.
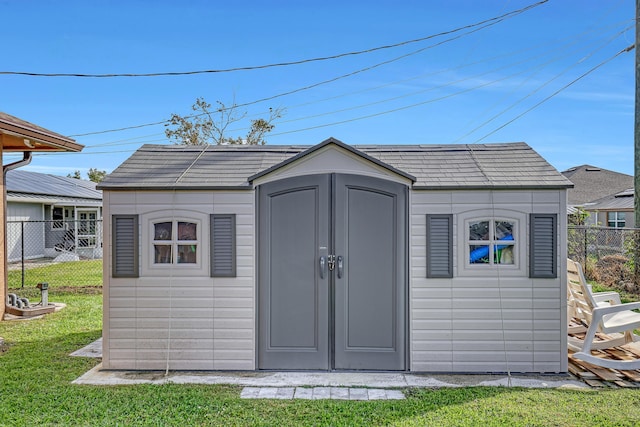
(103, 190), (255, 370)
(411, 189), (566, 373)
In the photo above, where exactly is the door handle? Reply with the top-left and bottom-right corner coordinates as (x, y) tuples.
(337, 255), (343, 278)
(319, 256), (327, 279)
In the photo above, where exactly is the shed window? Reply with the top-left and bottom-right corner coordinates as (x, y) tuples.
(468, 219), (515, 265)
(152, 220), (198, 264)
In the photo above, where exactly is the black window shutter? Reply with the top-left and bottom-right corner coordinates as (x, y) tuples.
(529, 213), (557, 278)
(112, 215), (139, 278)
(426, 214), (453, 278)
(211, 214), (236, 277)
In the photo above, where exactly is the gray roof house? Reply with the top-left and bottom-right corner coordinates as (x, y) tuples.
(562, 165), (634, 227)
(6, 169), (102, 262)
(98, 138), (573, 373)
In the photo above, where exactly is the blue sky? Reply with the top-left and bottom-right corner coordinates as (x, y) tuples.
(0, 0), (635, 177)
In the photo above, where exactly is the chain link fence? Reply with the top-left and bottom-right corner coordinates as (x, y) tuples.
(568, 225), (640, 291)
(6, 219), (103, 289)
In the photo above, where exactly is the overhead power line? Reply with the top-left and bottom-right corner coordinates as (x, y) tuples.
(67, 1), (548, 138)
(2, 0), (547, 79)
(472, 44), (635, 143)
(68, 17), (507, 138)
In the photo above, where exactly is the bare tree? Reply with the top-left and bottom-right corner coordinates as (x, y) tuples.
(67, 168), (107, 183)
(164, 97), (284, 145)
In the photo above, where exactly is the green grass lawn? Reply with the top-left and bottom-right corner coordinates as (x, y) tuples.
(2, 288), (640, 425)
(7, 259), (102, 298)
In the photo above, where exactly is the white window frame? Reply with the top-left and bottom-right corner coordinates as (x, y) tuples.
(77, 209), (99, 248)
(151, 219), (200, 266)
(141, 210), (208, 277)
(466, 217), (517, 267)
(457, 210), (526, 277)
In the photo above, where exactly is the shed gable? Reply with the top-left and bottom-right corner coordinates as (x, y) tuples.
(250, 139), (415, 186)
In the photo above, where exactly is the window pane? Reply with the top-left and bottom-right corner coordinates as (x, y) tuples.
(494, 245), (514, 264)
(154, 222), (172, 240)
(618, 212), (626, 220)
(495, 221), (514, 240)
(469, 221), (489, 241)
(154, 245), (172, 263)
(178, 245), (197, 263)
(607, 212), (615, 221)
(178, 222), (197, 241)
(53, 207), (63, 221)
(470, 244), (490, 263)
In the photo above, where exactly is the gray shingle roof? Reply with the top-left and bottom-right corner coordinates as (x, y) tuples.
(584, 188), (634, 211)
(6, 169), (102, 200)
(562, 165), (633, 206)
(98, 140), (573, 190)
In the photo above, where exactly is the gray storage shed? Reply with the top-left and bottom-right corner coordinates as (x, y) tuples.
(98, 138), (572, 373)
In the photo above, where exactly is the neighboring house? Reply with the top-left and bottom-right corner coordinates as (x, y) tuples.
(5, 169), (102, 262)
(562, 164), (634, 227)
(98, 138), (572, 374)
(0, 112), (84, 320)
(582, 188), (634, 229)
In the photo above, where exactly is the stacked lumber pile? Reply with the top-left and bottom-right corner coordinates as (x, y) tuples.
(568, 323), (640, 387)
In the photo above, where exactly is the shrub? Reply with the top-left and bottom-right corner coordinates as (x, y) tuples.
(596, 255), (634, 293)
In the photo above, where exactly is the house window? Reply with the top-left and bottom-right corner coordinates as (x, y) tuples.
(78, 211), (98, 248)
(152, 220), (198, 264)
(468, 219), (515, 265)
(607, 212), (626, 228)
(52, 207), (73, 229)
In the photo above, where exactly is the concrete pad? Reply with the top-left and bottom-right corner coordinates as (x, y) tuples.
(240, 387), (260, 398)
(257, 387), (278, 399)
(275, 387), (295, 399)
(73, 363), (587, 389)
(348, 388), (369, 401)
(330, 387), (350, 400)
(366, 389), (388, 400)
(293, 388), (313, 399)
(385, 390), (406, 400)
(71, 340), (586, 390)
(312, 387), (331, 399)
(70, 338), (102, 358)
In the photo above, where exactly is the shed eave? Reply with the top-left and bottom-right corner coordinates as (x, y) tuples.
(412, 184), (574, 191)
(97, 184), (254, 191)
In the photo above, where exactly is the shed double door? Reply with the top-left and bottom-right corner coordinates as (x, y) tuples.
(258, 173), (406, 370)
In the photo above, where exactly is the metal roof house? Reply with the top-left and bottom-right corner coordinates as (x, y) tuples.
(5, 169), (102, 262)
(98, 138), (573, 373)
(0, 112), (84, 320)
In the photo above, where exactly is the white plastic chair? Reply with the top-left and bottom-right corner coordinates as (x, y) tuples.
(567, 258), (640, 370)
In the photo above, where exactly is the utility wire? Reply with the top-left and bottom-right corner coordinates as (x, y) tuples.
(275, 27), (627, 127)
(58, 35), (633, 153)
(472, 44), (635, 143)
(27, 41), (631, 160)
(268, 44), (634, 138)
(78, 17), (632, 147)
(455, 24), (633, 142)
(66, 1), (548, 137)
(2, 1), (547, 79)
